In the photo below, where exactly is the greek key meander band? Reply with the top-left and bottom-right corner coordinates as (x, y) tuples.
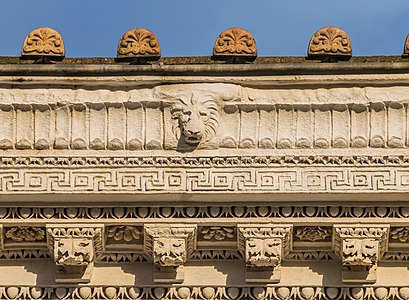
(0, 167), (406, 193)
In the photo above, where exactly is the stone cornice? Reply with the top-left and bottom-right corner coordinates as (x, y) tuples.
(2, 62), (409, 76)
(1, 63), (409, 88)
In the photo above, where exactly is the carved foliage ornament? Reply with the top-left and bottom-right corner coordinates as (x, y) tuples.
(171, 93), (219, 147)
(213, 28), (257, 61)
(295, 227), (331, 242)
(336, 227), (388, 239)
(201, 226), (235, 241)
(107, 225), (142, 242)
(117, 28), (160, 60)
(308, 26), (352, 60)
(390, 227), (409, 242)
(21, 27), (65, 59)
(5, 226), (45, 242)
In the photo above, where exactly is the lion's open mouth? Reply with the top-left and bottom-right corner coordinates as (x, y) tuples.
(185, 136), (201, 144)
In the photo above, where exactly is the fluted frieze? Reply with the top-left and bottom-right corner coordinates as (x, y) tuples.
(0, 85), (408, 151)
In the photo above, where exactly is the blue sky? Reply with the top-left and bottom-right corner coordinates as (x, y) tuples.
(1, 0), (409, 57)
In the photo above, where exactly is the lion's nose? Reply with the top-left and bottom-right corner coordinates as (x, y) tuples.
(187, 129), (201, 136)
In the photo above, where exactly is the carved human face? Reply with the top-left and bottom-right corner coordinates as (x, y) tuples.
(154, 237), (186, 267)
(343, 238), (378, 266)
(171, 94), (219, 145)
(55, 238), (93, 266)
(246, 238), (281, 267)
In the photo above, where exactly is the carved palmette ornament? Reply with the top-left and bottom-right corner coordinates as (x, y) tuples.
(117, 28), (160, 61)
(213, 28), (257, 62)
(308, 26), (352, 61)
(402, 34), (409, 57)
(21, 27), (65, 60)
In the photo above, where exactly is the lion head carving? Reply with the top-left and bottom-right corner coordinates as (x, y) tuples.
(171, 93), (219, 147)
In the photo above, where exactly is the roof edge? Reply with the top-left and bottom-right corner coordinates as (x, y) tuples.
(0, 61), (409, 77)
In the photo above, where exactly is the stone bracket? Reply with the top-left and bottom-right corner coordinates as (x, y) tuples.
(144, 224), (197, 283)
(238, 224), (292, 283)
(46, 224), (104, 283)
(333, 224), (389, 283)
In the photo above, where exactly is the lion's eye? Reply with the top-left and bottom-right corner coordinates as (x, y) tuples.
(199, 111), (208, 117)
(171, 109), (182, 115)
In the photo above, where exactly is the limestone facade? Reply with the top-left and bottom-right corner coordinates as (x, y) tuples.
(0, 61), (408, 299)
